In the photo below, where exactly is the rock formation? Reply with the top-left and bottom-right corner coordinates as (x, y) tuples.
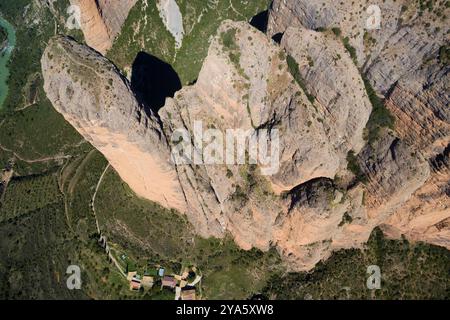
(69, 0), (137, 54)
(41, 36), (186, 212)
(42, 1), (449, 270)
(268, 0), (450, 253)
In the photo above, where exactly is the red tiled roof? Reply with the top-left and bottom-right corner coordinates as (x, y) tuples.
(162, 276), (177, 287)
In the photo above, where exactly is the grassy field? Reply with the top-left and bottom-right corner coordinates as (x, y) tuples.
(108, 0), (271, 85)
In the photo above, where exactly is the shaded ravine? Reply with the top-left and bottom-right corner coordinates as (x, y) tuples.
(0, 17), (16, 109)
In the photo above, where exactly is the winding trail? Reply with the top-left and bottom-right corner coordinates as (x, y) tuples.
(0, 144), (71, 163)
(91, 163), (110, 234)
(89, 163), (127, 278)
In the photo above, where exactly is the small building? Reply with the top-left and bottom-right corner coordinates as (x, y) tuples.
(129, 276), (142, 291)
(158, 268), (165, 277)
(141, 276), (154, 289)
(181, 289), (196, 300)
(162, 276), (177, 289)
(126, 271), (137, 282)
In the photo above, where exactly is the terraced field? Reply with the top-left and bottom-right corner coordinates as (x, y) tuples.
(0, 171), (61, 222)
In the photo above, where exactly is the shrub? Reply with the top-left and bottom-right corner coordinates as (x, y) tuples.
(286, 55), (316, 104)
(346, 150), (367, 183)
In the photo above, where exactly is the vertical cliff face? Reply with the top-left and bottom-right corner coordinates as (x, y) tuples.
(268, 0), (449, 92)
(69, 0), (137, 53)
(40, 21), (369, 269)
(267, 0), (450, 253)
(41, 35), (186, 212)
(42, 13), (449, 271)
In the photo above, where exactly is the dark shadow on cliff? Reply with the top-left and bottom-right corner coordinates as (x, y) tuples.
(131, 52), (181, 114)
(272, 32), (284, 44)
(250, 10), (269, 33)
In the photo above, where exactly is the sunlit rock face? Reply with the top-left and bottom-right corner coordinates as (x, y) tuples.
(157, 0), (185, 49)
(268, 0), (450, 252)
(69, 0), (137, 54)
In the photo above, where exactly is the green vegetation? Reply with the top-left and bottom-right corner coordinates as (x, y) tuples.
(362, 76), (395, 144)
(107, 0), (271, 85)
(418, 0), (435, 14)
(438, 45), (450, 66)
(338, 212), (353, 227)
(220, 27), (247, 78)
(286, 55), (315, 104)
(263, 228), (450, 299)
(0, 171), (61, 221)
(0, 149), (135, 299)
(0, 28), (7, 45)
(342, 36), (357, 64)
(346, 150), (367, 183)
(331, 27), (342, 37)
(0, 0), (86, 163)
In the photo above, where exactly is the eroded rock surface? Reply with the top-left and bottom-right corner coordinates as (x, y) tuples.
(42, 36), (186, 212)
(70, 0), (137, 54)
(268, 0), (449, 253)
(42, 13), (449, 270)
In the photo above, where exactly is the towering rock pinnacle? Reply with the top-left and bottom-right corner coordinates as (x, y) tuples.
(41, 35), (187, 212)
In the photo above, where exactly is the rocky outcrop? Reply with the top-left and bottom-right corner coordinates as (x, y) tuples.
(385, 62), (450, 158)
(70, 0), (137, 54)
(268, 0), (450, 253)
(268, 0), (449, 93)
(381, 147), (450, 249)
(281, 26), (372, 159)
(42, 16), (449, 270)
(41, 35), (186, 212)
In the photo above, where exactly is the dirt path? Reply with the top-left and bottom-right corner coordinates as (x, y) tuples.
(91, 163), (110, 234)
(89, 163), (128, 278)
(58, 159), (74, 232)
(0, 144), (71, 163)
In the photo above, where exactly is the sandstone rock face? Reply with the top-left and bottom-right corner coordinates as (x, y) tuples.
(70, 0), (137, 54)
(385, 63), (450, 158)
(268, 0), (449, 92)
(268, 0), (449, 253)
(41, 36), (186, 212)
(281, 26), (372, 160)
(42, 15), (449, 270)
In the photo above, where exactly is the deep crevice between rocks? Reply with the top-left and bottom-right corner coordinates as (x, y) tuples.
(131, 51), (182, 115)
